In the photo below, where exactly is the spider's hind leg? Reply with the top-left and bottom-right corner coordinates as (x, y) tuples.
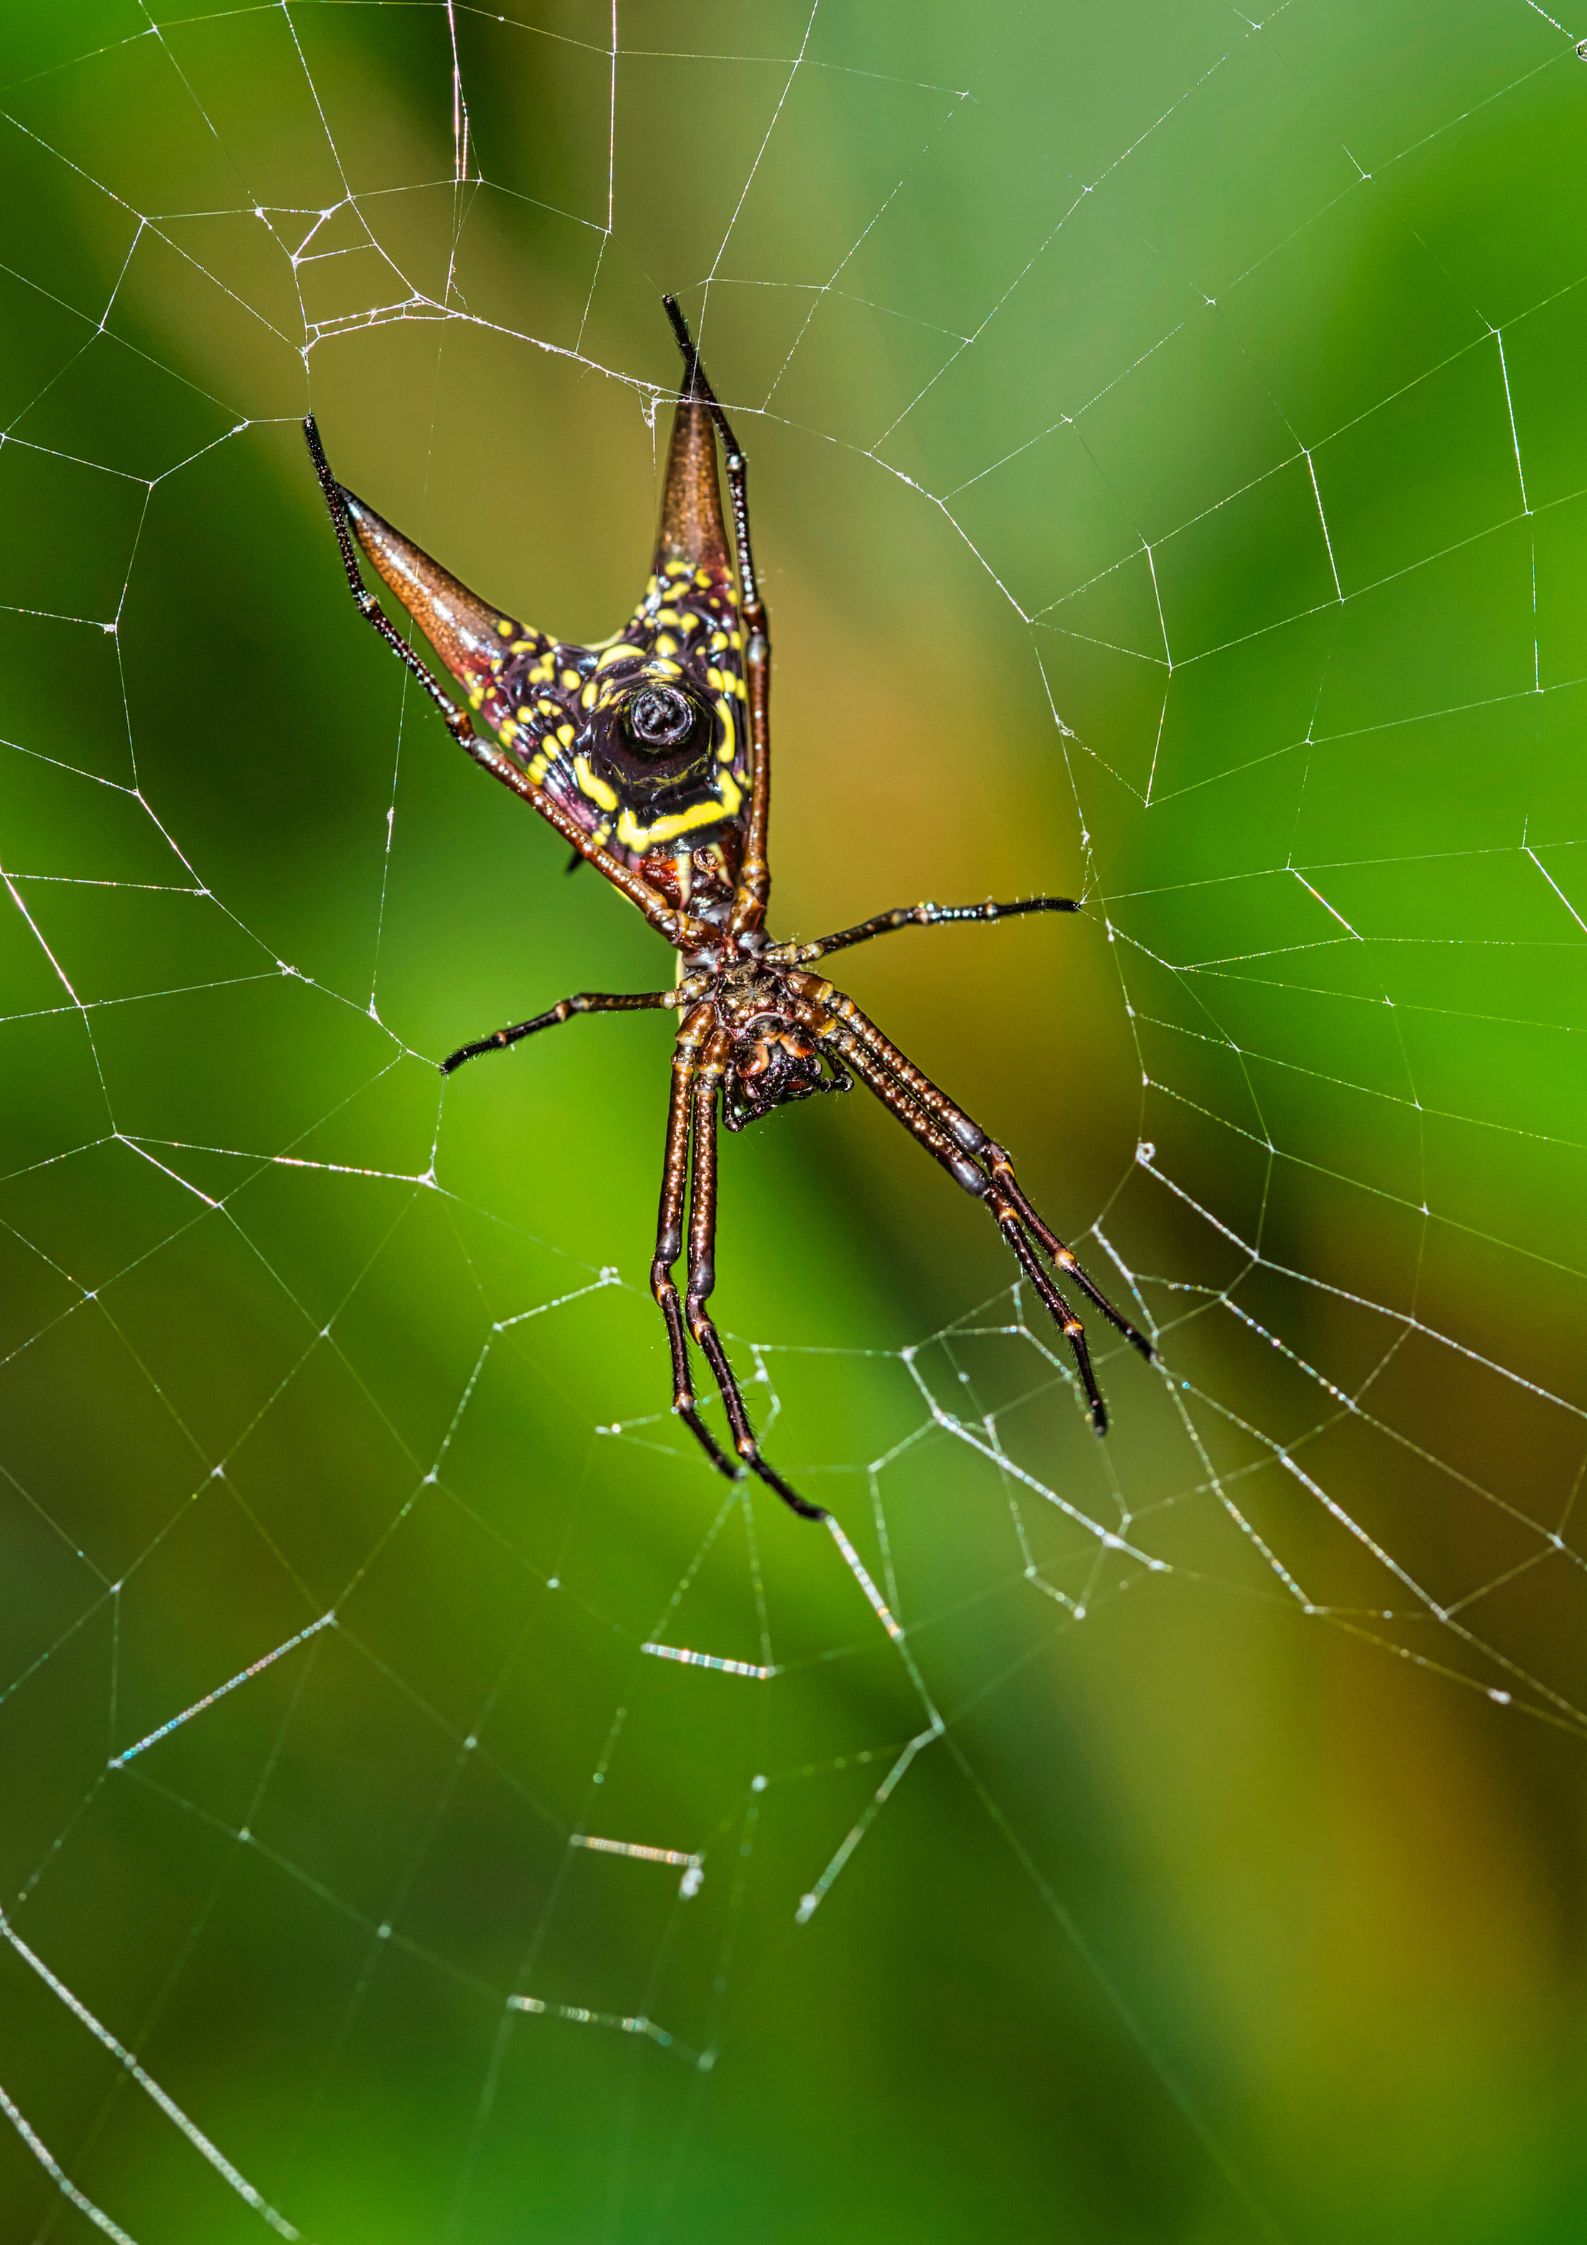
(303, 416), (481, 763)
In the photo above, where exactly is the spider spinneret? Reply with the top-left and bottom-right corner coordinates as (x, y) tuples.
(304, 295), (1154, 1521)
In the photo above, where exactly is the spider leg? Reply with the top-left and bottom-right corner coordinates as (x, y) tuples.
(441, 989), (682, 1075)
(790, 989), (1150, 1431)
(662, 297), (762, 619)
(303, 414), (483, 758)
(686, 1032), (826, 1520)
(772, 894), (1079, 969)
(651, 1007), (743, 1487)
(790, 972), (1153, 1363)
(799, 1009), (1110, 1431)
(976, 1151), (1153, 1352)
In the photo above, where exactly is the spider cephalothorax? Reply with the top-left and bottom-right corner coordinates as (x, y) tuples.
(305, 297), (1153, 1520)
(697, 960), (850, 1130)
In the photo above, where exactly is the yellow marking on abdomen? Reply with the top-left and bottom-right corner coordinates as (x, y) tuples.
(573, 755), (619, 812)
(616, 770), (742, 851)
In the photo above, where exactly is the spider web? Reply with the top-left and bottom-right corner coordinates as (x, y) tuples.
(3, 2), (1586, 2238)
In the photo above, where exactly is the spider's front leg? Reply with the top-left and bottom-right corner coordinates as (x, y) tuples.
(441, 989), (681, 1075)
(773, 893), (1080, 968)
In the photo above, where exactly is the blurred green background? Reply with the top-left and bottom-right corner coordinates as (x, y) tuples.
(2, 3), (1586, 2240)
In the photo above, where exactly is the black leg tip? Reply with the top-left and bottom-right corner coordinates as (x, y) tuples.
(748, 1455), (826, 1521)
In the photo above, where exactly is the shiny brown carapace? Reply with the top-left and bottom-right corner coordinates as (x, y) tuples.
(305, 296), (1152, 1518)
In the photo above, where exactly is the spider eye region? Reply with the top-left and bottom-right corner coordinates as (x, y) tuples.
(624, 683), (697, 753)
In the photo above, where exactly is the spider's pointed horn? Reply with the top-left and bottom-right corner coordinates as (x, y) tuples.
(339, 483), (527, 691)
(656, 297), (730, 579)
(654, 398), (730, 578)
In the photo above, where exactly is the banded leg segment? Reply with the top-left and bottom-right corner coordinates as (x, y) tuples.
(791, 972), (1153, 1361)
(982, 1150), (1153, 1357)
(441, 989), (680, 1075)
(304, 414), (483, 759)
(651, 1008), (739, 1485)
(993, 1208), (1106, 1431)
(795, 997), (1139, 1432)
(685, 1036), (824, 1520)
(774, 894), (1079, 969)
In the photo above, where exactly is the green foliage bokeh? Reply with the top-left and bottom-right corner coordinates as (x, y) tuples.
(1, 5), (1585, 2241)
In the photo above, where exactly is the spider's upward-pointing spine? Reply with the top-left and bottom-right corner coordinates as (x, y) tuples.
(304, 297), (1153, 1520)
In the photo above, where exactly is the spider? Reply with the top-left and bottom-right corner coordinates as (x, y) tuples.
(304, 298), (1152, 1520)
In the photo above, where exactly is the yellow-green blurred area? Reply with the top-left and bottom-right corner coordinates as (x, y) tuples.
(3, 2), (1586, 2239)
